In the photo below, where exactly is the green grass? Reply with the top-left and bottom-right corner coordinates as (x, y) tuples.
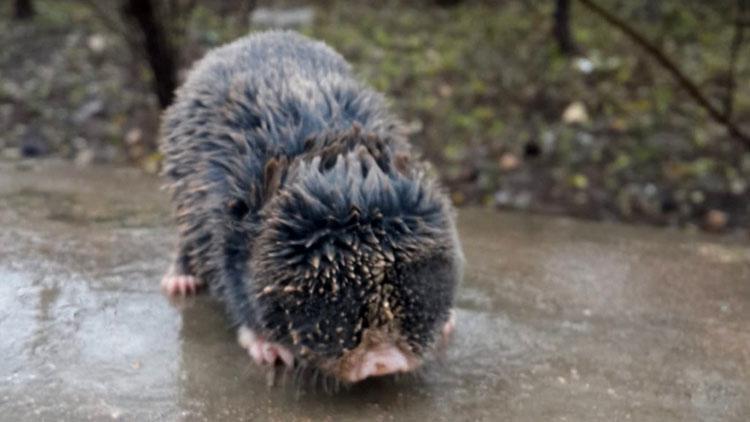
(3, 0), (749, 229)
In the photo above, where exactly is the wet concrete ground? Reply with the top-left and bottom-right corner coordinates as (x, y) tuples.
(1, 160), (749, 421)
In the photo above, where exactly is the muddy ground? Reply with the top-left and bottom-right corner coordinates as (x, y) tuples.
(1, 160), (748, 421)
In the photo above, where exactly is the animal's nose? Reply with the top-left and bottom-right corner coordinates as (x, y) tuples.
(346, 345), (415, 382)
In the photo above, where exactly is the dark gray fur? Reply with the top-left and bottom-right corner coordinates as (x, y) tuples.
(160, 31), (463, 371)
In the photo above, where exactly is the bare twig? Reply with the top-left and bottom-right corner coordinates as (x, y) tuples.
(577, 0), (750, 147)
(14, 0), (35, 20)
(554, 0), (578, 55)
(79, 0), (141, 54)
(725, 0), (748, 119)
(121, 0), (178, 108)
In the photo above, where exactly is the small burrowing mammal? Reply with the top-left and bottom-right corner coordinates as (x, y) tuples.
(160, 31), (463, 384)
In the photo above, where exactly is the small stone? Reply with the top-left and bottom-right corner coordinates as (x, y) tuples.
(689, 190), (705, 204)
(73, 99), (104, 124)
(704, 209), (728, 231)
(574, 57), (594, 74)
(124, 128), (143, 146)
(87, 34), (107, 53)
(562, 101), (589, 124)
(403, 119), (423, 135)
(75, 149), (96, 166)
(499, 152), (521, 171)
(494, 190), (511, 207)
(730, 179), (746, 195)
(438, 83), (453, 98)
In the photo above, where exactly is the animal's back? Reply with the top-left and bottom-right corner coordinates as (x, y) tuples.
(162, 30), (392, 161)
(159, 31), (400, 318)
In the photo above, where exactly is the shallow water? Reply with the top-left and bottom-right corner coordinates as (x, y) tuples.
(1, 160), (749, 421)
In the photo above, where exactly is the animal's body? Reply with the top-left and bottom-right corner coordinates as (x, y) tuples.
(160, 31), (462, 383)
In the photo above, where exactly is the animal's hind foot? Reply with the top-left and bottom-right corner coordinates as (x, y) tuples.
(237, 325), (294, 367)
(161, 273), (203, 296)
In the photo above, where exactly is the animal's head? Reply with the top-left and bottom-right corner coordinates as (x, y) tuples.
(250, 129), (462, 383)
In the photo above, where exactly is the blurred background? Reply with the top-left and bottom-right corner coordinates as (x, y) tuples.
(2, 0), (749, 235)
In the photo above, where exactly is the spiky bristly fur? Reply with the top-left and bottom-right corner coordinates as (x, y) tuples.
(160, 31), (463, 380)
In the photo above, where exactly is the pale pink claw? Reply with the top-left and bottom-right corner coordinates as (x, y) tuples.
(442, 309), (456, 341)
(237, 326), (294, 367)
(161, 273), (203, 296)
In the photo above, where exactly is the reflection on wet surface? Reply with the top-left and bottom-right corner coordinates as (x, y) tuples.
(1, 160), (749, 421)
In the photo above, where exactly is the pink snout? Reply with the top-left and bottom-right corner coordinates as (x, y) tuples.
(345, 346), (416, 383)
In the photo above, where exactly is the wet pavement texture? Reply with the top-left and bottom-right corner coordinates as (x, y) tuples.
(1, 160), (749, 421)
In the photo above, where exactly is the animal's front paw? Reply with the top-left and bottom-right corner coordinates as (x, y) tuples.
(237, 325), (294, 367)
(438, 309), (456, 349)
(161, 273), (203, 296)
